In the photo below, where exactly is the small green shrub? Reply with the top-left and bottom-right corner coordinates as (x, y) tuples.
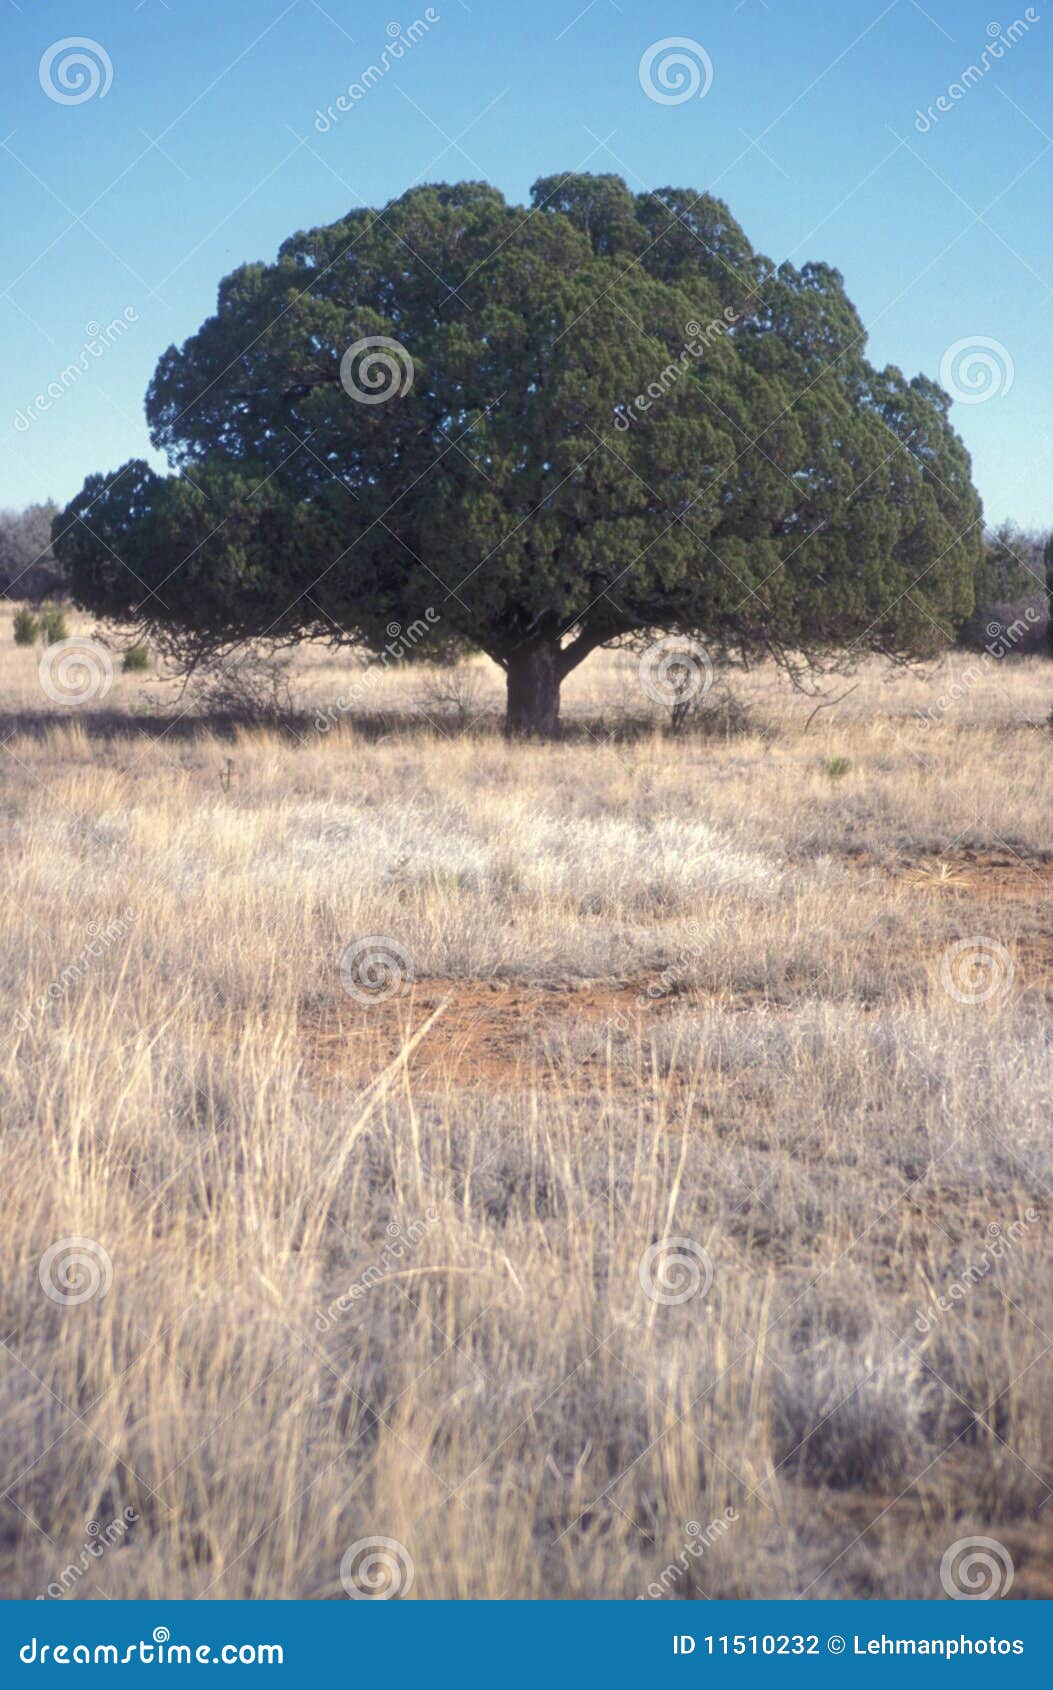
(822, 756), (852, 781)
(12, 608), (40, 646)
(122, 644), (151, 673)
(37, 605), (69, 644)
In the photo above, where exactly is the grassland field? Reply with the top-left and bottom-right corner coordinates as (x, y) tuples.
(2, 604), (1051, 1600)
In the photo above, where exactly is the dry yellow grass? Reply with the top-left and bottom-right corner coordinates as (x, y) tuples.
(1, 604), (1051, 1600)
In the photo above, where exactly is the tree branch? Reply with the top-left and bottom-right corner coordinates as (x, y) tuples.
(556, 624), (615, 679)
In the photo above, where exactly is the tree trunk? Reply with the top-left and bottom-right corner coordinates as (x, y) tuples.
(504, 640), (562, 738)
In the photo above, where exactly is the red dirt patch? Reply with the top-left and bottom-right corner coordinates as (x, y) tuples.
(885, 850), (1053, 900)
(301, 848), (1053, 1089)
(303, 977), (663, 1088)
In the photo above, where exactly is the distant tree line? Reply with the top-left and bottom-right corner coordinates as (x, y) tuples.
(961, 521), (1049, 654)
(0, 503), (63, 602)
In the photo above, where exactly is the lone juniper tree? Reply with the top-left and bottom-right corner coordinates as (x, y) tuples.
(56, 174), (981, 734)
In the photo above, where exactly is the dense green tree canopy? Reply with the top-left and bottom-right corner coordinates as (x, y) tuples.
(56, 173), (982, 732)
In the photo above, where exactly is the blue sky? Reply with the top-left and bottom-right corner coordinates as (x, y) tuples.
(3, 0), (1051, 528)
